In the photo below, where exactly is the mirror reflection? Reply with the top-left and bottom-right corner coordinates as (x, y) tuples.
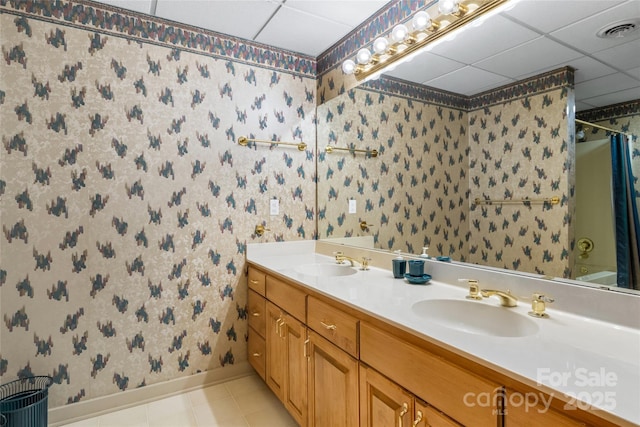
(317, 0), (640, 290)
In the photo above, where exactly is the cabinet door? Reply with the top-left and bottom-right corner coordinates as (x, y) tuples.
(414, 399), (462, 427)
(282, 314), (308, 427)
(308, 331), (359, 427)
(360, 364), (414, 427)
(265, 302), (286, 400)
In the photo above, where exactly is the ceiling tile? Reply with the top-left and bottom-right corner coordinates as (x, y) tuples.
(550, 0), (640, 54)
(579, 85), (640, 108)
(154, 0), (281, 40)
(565, 56), (619, 84)
(425, 66), (510, 96)
(574, 72), (640, 99)
(384, 52), (465, 84)
(504, 0), (625, 33)
(474, 37), (583, 79)
(255, 6), (351, 56)
(591, 39), (640, 72)
(285, 0), (388, 27)
(428, 14), (539, 64)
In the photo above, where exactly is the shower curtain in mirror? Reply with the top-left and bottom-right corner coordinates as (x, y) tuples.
(611, 133), (640, 289)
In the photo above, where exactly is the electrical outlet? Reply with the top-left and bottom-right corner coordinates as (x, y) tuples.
(348, 199), (357, 214)
(270, 199), (279, 216)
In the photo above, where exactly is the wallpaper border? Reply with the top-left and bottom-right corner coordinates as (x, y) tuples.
(0, 0), (316, 78)
(577, 99), (640, 123)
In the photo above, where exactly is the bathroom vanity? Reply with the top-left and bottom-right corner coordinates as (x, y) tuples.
(246, 241), (640, 427)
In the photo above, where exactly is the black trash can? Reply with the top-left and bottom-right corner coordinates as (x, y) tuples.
(0, 376), (53, 427)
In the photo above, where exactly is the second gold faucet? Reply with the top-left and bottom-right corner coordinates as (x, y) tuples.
(334, 251), (370, 270)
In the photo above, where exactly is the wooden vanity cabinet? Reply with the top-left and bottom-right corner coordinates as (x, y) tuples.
(247, 264), (616, 427)
(360, 364), (461, 427)
(307, 331), (359, 427)
(360, 322), (501, 427)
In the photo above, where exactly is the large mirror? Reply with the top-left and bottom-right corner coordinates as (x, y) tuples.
(317, 0), (640, 291)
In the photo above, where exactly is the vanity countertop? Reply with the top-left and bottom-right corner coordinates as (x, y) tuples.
(247, 241), (640, 426)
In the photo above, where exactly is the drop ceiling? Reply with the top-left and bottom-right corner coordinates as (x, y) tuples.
(96, 0), (640, 110)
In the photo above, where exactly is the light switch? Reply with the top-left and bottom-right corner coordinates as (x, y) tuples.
(270, 199), (279, 216)
(348, 199), (356, 214)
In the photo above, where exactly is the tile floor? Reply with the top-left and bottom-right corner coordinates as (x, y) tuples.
(62, 374), (298, 427)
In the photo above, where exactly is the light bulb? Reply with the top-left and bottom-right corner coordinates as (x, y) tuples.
(342, 59), (356, 75)
(438, 0), (459, 15)
(356, 48), (372, 65)
(412, 11), (431, 31)
(390, 24), (409, 43)
(372, 37), (389, 55)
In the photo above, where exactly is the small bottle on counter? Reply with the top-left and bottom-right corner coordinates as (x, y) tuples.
(420, 247), (430, 259)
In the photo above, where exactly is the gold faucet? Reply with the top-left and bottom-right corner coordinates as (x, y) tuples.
(334, 252), (370, 270)
(480, 289), (518, 307)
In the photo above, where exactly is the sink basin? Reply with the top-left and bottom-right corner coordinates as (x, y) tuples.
(411, 299), (539, 337)
(294, 263), (358, 277)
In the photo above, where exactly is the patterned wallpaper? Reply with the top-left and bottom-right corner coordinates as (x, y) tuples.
(317, 69), (575, 277)
(317, 81), (470, 259)
(467, 69), (575, 278)
(0, 1), (316, 408)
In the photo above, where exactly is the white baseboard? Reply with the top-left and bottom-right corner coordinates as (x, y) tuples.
(49, 362), (253, 426)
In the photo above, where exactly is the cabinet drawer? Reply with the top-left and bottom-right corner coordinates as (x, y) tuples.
(248, 328), (265, 380)
(360, 323), (500, 427)
(266, 275), (306, 322)
(248, 289), (266, 337)
(307, 296), (358, 358)
(248, 266), (266, 296)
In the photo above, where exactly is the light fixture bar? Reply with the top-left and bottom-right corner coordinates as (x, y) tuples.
(238, 136), (307, 151)
(349, 0), (510, 82)
(325, 145), (379, 158)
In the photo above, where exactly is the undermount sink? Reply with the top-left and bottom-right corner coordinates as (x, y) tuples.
(294, 263), (358, 277)
(412, 299), (539, 337)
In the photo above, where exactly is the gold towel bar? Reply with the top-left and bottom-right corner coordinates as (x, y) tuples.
(238, 136), (306, 151)
(474, 196), (560, 206)
(325, 145), (378, 158)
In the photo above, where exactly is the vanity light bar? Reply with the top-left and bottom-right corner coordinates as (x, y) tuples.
(325, 145), (379, 158)
(474, 196), (560, 206)
(343, 0), (511, 82)
(238, 136), (307, 151)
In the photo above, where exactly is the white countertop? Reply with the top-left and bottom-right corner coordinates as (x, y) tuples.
(248, 241), (640, 426)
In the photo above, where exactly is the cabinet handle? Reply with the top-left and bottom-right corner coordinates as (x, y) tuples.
(252, 352), (262, 357)
(304, 338), (310, 358)
(249, 279), (259, 284)
(277, 319), (286, 338)
(412, 410), (423, 427)
(251, 312), (261, 317)
(275, 317), (282, 335)
(398, 402), (408, 427)
(320, 321), (337, 331)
